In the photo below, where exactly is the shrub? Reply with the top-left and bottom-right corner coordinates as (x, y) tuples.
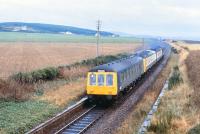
(171, 47), (178, 54)
(0, 79), (34, 100)
(148, 111), (174, 134)
(188, 124), (200, 134)
(72, 53), (128, 67)
(11, 67), (59, 84)
(168, 66), (183, 89)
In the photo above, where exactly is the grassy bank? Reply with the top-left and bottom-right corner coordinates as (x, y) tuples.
(147, 42), (200, 134)
(116, 48), (178, 134)
(0, 100), (61, 134)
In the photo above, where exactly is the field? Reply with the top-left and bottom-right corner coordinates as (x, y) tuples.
(0, 32), (143, 43)
(0, 42), (141, 78)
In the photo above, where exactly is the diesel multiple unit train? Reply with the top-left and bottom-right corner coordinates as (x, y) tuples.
(86, 46), (164, 100)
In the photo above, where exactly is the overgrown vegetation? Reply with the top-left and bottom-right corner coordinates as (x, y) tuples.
(11, 67), (59, 84)
(148, 111), (174, 134)
(185, 50), (200, 107)
(0, 79), (34, 100)
(171, 47), (179, 54)
(188, 124), (200, 134)
(168, 66), (183, 89)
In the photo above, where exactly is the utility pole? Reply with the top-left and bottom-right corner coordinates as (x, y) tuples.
(142, 38), (145, 50)
(96, 20), (101, 57)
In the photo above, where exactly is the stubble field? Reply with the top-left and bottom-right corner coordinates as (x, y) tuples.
(0, 42), (141, 78)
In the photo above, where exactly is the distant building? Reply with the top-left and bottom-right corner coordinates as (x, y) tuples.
(60, 31), (73, 35)
(12, 26), (28, 31)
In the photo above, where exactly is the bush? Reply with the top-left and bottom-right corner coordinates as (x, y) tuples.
(72, 53), (128, 67)
(188, 124), (200, 134)
(148, 111), (174, 134)
(11, 67), (59, 84)
(0, 79), (34, 100)
(168, 66), (183, 89)
(171, 47), (179, 54)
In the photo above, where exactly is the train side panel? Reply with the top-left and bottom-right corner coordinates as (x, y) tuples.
(156, 49), (163, 61)
(118, 59), (143, 91)
(143, 52), (157, 72)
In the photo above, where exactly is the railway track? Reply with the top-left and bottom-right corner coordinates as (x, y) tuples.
(55, 105), (105, 134)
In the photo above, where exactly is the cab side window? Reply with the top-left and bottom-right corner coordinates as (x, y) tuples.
(98, 74), (104, 86)
(106, 74), (113, 86)
(90, 74), (96, 85)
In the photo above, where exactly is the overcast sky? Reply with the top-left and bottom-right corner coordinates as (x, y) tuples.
(1, 0), (200, 39)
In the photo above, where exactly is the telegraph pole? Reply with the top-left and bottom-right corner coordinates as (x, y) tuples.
(142, 38), (145, 50)
(96, 20), (101, 57)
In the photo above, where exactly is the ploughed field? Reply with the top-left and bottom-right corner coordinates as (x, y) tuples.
(0, 42), (141, 78)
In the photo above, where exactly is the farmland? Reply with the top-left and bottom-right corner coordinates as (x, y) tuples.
(0, 32), (143, 43)
(0, 32), (146, 78)
(0, 42), (141, 78)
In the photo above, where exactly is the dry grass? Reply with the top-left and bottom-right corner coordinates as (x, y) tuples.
(37, 78), (86, 107)
(116, 51), (178, 134)
(59, 66), (90, 80)
(0, 42), (140, 78)
(0, 79), (34, 100)
(147, 42), (200, 134)
(185, 51), (200, 106)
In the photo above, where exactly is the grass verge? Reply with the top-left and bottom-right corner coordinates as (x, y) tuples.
(147, 42), (200, 134)
(0, 100), (60, 134)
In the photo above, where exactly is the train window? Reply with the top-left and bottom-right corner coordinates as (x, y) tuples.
(90, 74), (96, 85)
(127, 70), (129, 79)
(98, 74), (105, 86)
(126, 70), (128, 79)
(106, 74), (113, 86)
(123, 72), (125, 81)
(121, 73), (124, 82)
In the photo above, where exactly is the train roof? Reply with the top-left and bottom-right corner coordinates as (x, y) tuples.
(137, 50), (156, 58)
(90, 55), (143, 72)
(151, 46), (162, 52)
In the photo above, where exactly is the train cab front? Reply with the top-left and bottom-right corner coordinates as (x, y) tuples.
(86, 71), (118, 101)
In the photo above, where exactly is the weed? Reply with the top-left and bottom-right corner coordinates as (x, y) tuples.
(168, 66), (183, 89)
(188, 124), (200, 134)
(148, 111), (174, 134)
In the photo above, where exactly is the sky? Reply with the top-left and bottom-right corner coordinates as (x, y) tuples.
(1, 0), (200, 39)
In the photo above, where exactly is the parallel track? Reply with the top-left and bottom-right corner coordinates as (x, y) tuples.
(55, 105), (105, 134)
